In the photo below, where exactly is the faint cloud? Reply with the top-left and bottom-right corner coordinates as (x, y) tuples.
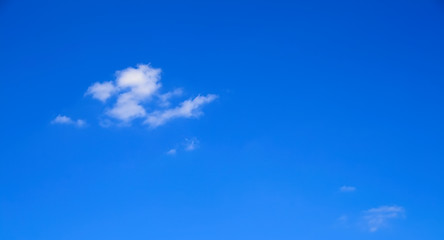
(184, 138), (199, 151)
(167, 138), (200, 155)
(340, 186), (356, 192)
(363, 205), (405, 232)
(166, 148), (177, 155)
(145, 94), (217, 128)
(85, 64), (217, 127)
(335, 214), (351, 229)
(338, 215), (348, 222)
(51, 115), (86, 127)
(158, 88), (183, 107)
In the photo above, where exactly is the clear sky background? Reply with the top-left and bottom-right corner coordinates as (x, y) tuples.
(1, 0), (444, 239)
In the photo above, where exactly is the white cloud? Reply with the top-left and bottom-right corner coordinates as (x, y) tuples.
(51, 115), (86, 127)
(86, 64), (217, 127)
(340, 186), (356, 192)
(109, 64), (161, 121)
(86, 64), (161, 122)
(107, 92), (147, 121)
(115, 64), (161, 99)
(145, 94), (217, 128)
(363, 205), (405, 232)
(85, 81), (117, 102)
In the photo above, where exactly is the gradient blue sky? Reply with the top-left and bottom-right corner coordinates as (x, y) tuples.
(1, 0), (444, 239)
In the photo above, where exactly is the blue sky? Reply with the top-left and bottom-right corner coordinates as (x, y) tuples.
(1, 0), (444, 239)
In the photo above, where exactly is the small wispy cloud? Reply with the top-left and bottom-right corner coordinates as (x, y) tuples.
(166, 148), (177, 155)
(85, 64), (217, 128)
(363, 205), (405, 232)
(166, 138), (200, 155)
(184, 138), (199, 151)
(340, 186), (356, 192)
(338, 215), (348, 222)
(145, 94), (217, 128)
(158, 88), (183, 107)
(335, 214), (351, 229)
(51, 115), (86, 127)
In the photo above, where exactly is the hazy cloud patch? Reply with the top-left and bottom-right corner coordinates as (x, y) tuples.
(363, 205), (405, 232)
(51, 115), (86, 127)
